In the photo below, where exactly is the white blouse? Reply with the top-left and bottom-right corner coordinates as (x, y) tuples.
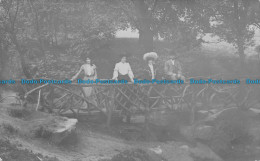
(112, 62), (134, 80)
(148, 64), (155, 79)
(81, 64), (96, 76)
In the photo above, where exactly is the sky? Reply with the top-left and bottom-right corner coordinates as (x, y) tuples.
(116, 28), (139, 38)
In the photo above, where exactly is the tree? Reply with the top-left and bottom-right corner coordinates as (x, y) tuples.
(210, 0), (259, 66)
(103, 0), (211, 54)
(0, 0), (119, 79)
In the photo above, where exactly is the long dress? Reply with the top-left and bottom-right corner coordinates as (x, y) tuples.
(80, 64), (97, 107)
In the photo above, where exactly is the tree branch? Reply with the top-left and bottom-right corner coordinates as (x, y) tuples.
(254, 23), (260, 29)
(153, 1), (172, 34)
(149, 0), (158, 18)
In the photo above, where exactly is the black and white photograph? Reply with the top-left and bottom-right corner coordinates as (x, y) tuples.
(1, 0), (260, 161)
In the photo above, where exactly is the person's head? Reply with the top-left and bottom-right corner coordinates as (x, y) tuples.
(169, 50), (177, 60)
(120, 52), (128, 63)
(147, 58), (155, 65)
(86, 57), (91, 64)
(143, 52), (158, 64)
(121, 56), (127, 63)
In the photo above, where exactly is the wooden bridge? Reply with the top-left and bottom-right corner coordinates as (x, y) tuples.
(1, 76), (256, 126)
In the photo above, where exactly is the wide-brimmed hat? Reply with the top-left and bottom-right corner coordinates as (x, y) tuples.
(143, 52), (158, 61)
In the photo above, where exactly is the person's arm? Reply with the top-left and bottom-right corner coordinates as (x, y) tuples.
(93, 64), (97, 79)
(164, 61), (173, 75)
(71, 65), (83, 81)
(176, 61), (183, 78)
(112, 63), (119, 80)
(176, 61), (182, 74)
(128, 63), (134, 82)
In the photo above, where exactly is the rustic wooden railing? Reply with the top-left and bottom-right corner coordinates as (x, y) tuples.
(1, 75), (256, 126)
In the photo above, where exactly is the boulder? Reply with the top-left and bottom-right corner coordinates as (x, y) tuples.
(180, 125), (214, 141)
(196, 110), (210, 120)
(108, 148), (167, 161)
(0, 106), (77, 144)
(189, 143), (223, 161)
(193, 125), (214, 140)
(30, 115), (78, 144)
(159, 142), (223, 161)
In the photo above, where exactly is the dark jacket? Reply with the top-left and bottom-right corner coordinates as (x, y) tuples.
(164, 59), (182, 76)
(142, 64), (159, 80)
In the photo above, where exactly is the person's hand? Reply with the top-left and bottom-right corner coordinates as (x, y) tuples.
(170, 73), (177, 80)
(71, 76), (76, 82)
(172, 73), (177, 77)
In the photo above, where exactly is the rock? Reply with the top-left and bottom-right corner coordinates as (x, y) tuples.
(180, 125), (214, 141)
(149, 146), (163, 155)
(28, 113), (78, 144)
(48, 117), (77, 144)
(196, 110), (210, 120)
(0, 107), (78, 144)
(193, 125), (214, 141)
(249, 108), (260, 115)
(179, 145), (190, 152)
(179, 125), (193, 140)
(249, 119), (260, 144)
(161, 143), (223, 161)
(189, 143), (223, 161)
(109, 148), (167, 161)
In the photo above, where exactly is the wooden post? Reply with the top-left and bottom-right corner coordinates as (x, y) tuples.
(36, 89), (41, 111)
(106, 86), (114, 127)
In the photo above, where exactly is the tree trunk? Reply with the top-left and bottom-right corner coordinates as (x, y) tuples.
(238, 43), (246, 70)
(11, 34), (32, 79)
(233, 0), (246, 72)
(133, 0), (154, 54)
(139, 29), (154, 53)
(0, 39), (9, 79)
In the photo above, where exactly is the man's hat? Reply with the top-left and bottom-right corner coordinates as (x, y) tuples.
(143, 52), (158, 61)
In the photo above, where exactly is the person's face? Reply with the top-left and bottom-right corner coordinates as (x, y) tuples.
(170, 55), (176, 60)
(148, 60), (153, 64)
(86, 58), (91, 64)
(121, 57), (126, 63)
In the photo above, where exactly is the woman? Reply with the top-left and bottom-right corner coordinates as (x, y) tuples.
(112, 54), (134, 82)
(142, 52), (159, 80)
(142, 52), (162, 108)
(112, 54), (134, 123)
(71, 57), (97, 107)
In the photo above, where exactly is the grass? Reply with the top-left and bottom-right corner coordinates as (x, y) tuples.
(1, 123), (18, 134)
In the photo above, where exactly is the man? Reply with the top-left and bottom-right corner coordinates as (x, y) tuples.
(112, 54), (134, 82)
(164, 50), (185, 80)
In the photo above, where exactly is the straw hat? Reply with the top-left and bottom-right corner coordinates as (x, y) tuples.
(143, 52), (158, 61)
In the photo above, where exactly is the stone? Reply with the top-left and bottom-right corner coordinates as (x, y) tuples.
(0, 106), (78, 144)
(196, 110), (210, 120)
(193, 125), (214, 140)
(189, 143), (223, 161)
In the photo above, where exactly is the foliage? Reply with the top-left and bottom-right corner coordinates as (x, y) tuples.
(101, 0), (212, 53)
(208, 0), (258, 60)
(0, 0), (260, 79)
(0, 0), (120, 79)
